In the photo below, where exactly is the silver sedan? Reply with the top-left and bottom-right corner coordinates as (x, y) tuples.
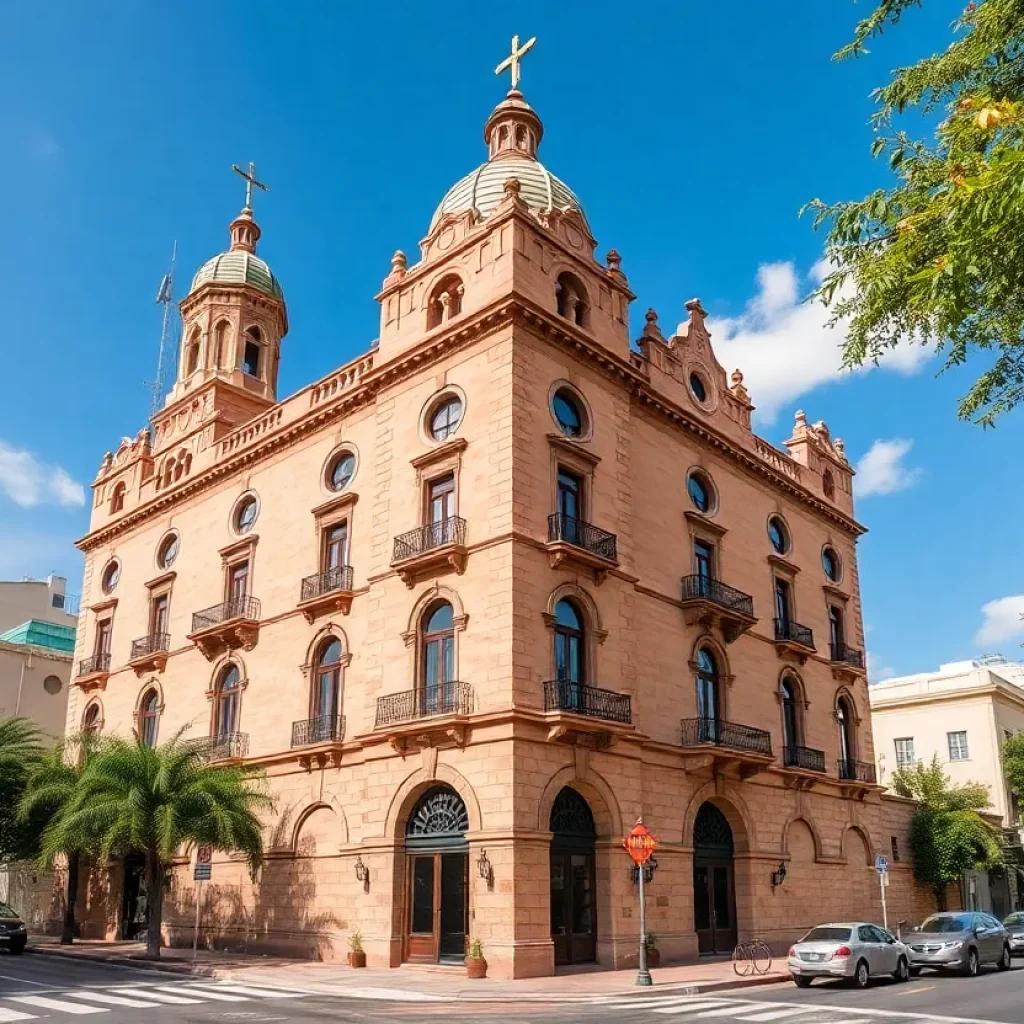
(788, 922), (911, 988)
(905, 911), (1011, 976)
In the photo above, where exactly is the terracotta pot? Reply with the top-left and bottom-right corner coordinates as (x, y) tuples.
(466, 956), (488, 979)
(349, 950), (366, 968)
(647, 948), (661, 969)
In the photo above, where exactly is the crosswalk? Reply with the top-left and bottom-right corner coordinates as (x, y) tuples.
(0, 981), (310, 1020)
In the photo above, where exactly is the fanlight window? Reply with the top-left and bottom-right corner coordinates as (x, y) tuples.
(406, 786), (469, 838)
(693, 802), (734, 854)
(549, 786), (596, 837)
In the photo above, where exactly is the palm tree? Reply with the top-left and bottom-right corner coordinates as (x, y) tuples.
(46, 731), (270, 958)
(20, 734), (97, 944)
(0, 716), (43, 863)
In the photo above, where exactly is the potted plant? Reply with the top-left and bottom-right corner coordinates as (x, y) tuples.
(348, 929), (366, 968)
(645, 932), (660, 969)
(466, 937), (487, 979)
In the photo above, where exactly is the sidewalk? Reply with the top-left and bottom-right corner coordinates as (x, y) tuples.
(28, 937), (791, 1002)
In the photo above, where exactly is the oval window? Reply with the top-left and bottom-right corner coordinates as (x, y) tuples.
(101, 560), (121, 594)
(328, 452), (356, 492)
(234, 495), (259, 534)
(552, 389), (584, 438)
(689, 373), (708, 403)
(768, 516), (790, 555)
(429, 396), (463, 441)
(157, 533), (179, 569)
(822, 546), (841, 582)
(687, 471), (713, 514)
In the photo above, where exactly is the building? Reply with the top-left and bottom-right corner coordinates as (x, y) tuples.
(870, 656), (1024, 826)
(67, 57), (937, 975)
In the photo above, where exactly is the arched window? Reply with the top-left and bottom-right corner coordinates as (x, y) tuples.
(781, 676), (801, 755)
(556, 272), (589, 327)
(213, 664), (241, 738)
(312, 638), (343, 728)
(822, 469), (835, 499)
(82, 702), (101, 736)
(138, 688), (160, 748)
(185, 328), (201, 376)
(696, 647), (720, 739)
(214, 320), (231, 369)
(243, 327), (262, 378)
(110, 482), (126, 514)
(837, 695), (857, 770)
(427, 275), (464, 330)
(553, 598), (584, 685)
(421, 602), (455, 712)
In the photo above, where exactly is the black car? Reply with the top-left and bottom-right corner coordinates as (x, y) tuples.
(0, 902), (27, 954)
(1004, 912), (1024, 957)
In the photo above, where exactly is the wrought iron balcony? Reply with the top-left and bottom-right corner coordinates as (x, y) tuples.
(301, 565), (354, 602)
(375, 682), (474, 728)
(129, 633), (170, 662)
(680, 717), (773, 756)
(198, 732), (249, 762)
(191, 595), (261, 634)
(393, 517), (466, 563)
(547, 514), (617, 563)
(77, 652), (111, 678)
(681, 575), (754, 619)
(291, 715), (346, 748)
(838, 758), (877, 784)
(774, 617), (815, 648)
(783, 744), (826, 772)
(831, 643), (865, 670)
(543, 679), (632, 725)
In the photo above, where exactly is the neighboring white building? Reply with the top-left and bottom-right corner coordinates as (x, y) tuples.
(869, 655), (1024, 826)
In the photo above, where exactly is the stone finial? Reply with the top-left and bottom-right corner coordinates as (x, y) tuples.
(99, 451), (113, 474)
(642, 308), (664, 341)
(834, 437), (848, 463)
(390, 250), (408, 277)
(729, 369), (750, 403)
(794, 409), (807, 429)
(503, 177), (522, 197)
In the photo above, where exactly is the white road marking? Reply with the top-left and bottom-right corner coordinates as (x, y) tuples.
(604, 997), (727, 1009)
(736, 1010), (821, 1022)
(0, 1010), (38, 1023)
(652, 1002), (748, 1016)
(0, 974), (51, 989)
(697, 1006), (779, 1018)
(64, 990), (162, 1008)
(201, 984), (307, 999)
(176, 986), (251, 1001)
(105, 987), (202, 1005)
(8, 995), (107, 1015)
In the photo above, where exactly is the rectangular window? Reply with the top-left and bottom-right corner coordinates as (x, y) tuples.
(427, 473), (455, 526)
(150, 593), (170, 636)
(694, 540), (715, 581)
(890, 836), (901, 862)
(948, 730), (970, 761)
(829, 605), (845, 652)
(227, 561), (249, 603)
(243, 341), (261, 377)
(556, 468), (583, 521)
(774, 577), (791, 624)
(95, 618), (112, 656)
(52, 593), (65, 609)
(324, 521), (349, 570)
(894, 737), (916, 769)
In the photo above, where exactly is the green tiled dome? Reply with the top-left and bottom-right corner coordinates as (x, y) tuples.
(190, 251), (283, 300)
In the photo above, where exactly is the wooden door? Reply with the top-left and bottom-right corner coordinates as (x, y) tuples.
(694, 859), (736, 955)
(406, 854), (438, 962)
(405, 852), (468, 964)
(550, 848), (597, 965)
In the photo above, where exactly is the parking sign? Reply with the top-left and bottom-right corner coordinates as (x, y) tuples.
(875, 854), (888, 874)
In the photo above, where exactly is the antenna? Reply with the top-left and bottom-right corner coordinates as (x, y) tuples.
(149, 241), (179, 418)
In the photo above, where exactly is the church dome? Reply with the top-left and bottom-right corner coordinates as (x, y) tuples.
(428, 89), (590, 235)
(191, 250), (283, 299)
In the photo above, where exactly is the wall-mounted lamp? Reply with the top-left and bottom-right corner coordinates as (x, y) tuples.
(477, 848), (493, 888)
(631, 855), (658, 885)
(354, 855), (369, 891)
(771, 861), (787, 889)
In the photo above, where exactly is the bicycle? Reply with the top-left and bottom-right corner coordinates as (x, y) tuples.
(732, 938), (774, 976)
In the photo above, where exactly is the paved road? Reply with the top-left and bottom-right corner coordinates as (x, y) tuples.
(4, 953), (1024, 1024)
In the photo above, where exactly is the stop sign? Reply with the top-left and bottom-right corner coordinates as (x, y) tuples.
(623, 820), (658, 866)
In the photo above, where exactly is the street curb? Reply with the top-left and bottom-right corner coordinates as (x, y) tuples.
(26, 944), (219, 977)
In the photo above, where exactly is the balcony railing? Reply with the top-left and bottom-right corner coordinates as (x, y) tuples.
(78, 651), (111, 677)
(784, 744), (826, 772)
(838, 758), (877, 784)
(300, 565), (354, 602)
(191, 595), (261, 634)
(680, 717), (773, 756)
(393, 517), (466, 562)
(831, 643), (865, 669)
(680, 575), (754, 618)
(129, 633), (170, 662)
(375, 682), (474, 727)
(543, 679), (632, 724)
(547, 514), (617, 562)
(291, 715), (346, 747)
(198, 732), (249, 762)
(774, 618), (815, 648)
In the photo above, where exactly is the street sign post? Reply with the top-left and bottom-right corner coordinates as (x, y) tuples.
(623, 821), (658, 987)
(875, 854), (889, 929)
(193, 847), (213, 962)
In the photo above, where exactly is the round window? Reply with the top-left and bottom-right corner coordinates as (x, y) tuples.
(687, 471), (713, 513)
(157, 533), (179, 569)
(552, 389), (584, 438)
(234, 495), (259, 534)
(768, 516), (790, 555)
(429, 396), (463, 441)
(689, 372), (708, 404)
(101, 560), (120, 594)
(822, 546), (841, 582)
(328, 452), (356, 492)
(43, 675), (63, 695)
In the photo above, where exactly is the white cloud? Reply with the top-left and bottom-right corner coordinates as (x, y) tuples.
(854, 438), (923, 498)
(693, 260), (931, 423)
(974, 595), (1024, 647)
(0, 441), (85, 508)
(867, 650), (896, 683)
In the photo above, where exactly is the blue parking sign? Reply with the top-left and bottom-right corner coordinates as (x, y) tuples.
(875, 855), (889, 874)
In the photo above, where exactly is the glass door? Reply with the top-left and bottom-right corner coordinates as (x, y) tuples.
(407, 855), (437, 961)
(550, 848), (596, 964)
(428, 474), (455, 544)
(774, 578), (791, 627)
(439, 853), (468, 961)
(693, 860), (736, 954)
(557, 469), (582, 545)
(694, 541), (714, 598)
(325, 522), (348, 570)
(228, 561), (249, 605)
(150, 594), (169, 637)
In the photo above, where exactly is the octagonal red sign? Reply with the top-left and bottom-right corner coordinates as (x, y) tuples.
(623, 820), (658, 865)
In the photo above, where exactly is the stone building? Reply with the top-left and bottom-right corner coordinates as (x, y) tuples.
(68, 70), (938, 976)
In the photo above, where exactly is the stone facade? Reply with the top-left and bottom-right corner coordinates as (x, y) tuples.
(67, 81), (941, 978)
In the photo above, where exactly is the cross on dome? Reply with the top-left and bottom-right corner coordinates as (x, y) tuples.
(232, 161), (269, 212)
(495, 34), (536, 91)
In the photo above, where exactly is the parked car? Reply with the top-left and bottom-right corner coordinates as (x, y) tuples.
(905, 911), (1011, 976)
(0, 903), (27, 955)
(788, 922), (911, 988)
(1002, 911), (1024, 957)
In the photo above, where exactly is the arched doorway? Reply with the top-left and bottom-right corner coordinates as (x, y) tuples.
(549, 786), (597, 965)
(404, 786), (469, 964)
(693, 802), (737, 955)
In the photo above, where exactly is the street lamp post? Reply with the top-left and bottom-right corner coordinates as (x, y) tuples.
(623, 819), (658, 988)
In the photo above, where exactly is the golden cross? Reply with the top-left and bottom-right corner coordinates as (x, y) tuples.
(495, 34), (536, 91)
(231, 160), (269, 210)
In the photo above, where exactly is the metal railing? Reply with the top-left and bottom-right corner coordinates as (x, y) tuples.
(129, 633), (170, 661)
(547, 514), (617, 562)
(392, 517), (467, 562)
(784, 745), (826, 772)
(544, 679), (632, 724)
(830, 643), (864, 669)
(680, 575), (754, 618)
(838, 758), (877, 784)
(198, 732), (249, 762)
(680, 717), (773, 756)
(77, 651), (111, 677)
(291, 715), (346, 747)
(774, 618), (814, 648)
(300, 565), (354, 602)
(191, 595), (261, 633)
(375, 682), (474, 727)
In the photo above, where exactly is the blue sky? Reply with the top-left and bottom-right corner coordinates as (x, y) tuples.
(1, 0), (1020, 677)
